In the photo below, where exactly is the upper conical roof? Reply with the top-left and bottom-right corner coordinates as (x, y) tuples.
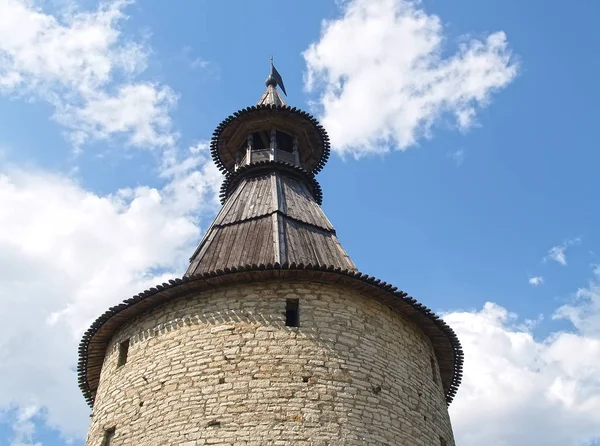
(210, 61), (330, 175)
(257, 84), (287, 107)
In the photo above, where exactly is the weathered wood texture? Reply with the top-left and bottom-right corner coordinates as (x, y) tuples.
(212, 106), (330, 175)
(257, 84), (287, 107)
(186, 171), (355, 277)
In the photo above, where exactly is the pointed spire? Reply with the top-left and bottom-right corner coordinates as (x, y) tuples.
(266, 56), (287, 95)
(257, 57), (287, 106)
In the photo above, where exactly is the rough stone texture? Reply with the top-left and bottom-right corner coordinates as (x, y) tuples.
(86, 280), (455, 446)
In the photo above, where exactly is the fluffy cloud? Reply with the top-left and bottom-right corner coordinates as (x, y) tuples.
(57, 83), (178, 148)
(0, 146), (221, 442)
(0, 1), (222, 442)
(546, 238), (581, 266)
(555, 266), (600, 337)
(0, 0), (176, 149)
(448, 149), (465, 166)
(548, 245), (568, 266)
(303, 0), (518, 156)
(447, 278), (600, 445)
(529, 276), (544, 286)
(7, 405), (41, 446)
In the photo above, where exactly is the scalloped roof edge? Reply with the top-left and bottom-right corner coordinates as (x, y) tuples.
(77, 263), (463, 408)
(219, 160), (323, 205)
(210, 104), (331, 175)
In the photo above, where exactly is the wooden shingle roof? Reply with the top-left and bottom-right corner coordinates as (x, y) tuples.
(210, 106), (330, 175)
(257, 84), (287, 107)
(185, 165), (355, 277)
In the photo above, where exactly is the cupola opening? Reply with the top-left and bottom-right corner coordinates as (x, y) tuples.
(234, 129), (300, 169)
(276, 131), (293, 153)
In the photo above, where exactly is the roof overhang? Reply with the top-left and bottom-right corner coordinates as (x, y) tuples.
(219, 160), (323, 205)
(78, 264), (463, 408)
(211, 105), (330, 175)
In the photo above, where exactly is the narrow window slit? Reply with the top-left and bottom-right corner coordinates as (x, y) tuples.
(430, 356), (438, 384)
(285, 299), (299, 327)
(117, 339), (130, 367)
(439, 436), (448, 446)
(103, 427), (115, 446)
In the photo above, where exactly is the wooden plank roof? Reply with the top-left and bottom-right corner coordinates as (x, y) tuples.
(185, 170), (355, 277)
(257, 84), (287, 107)
(210, 106), (330, 175)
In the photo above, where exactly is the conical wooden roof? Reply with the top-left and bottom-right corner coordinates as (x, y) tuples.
(257, 84), (287, 107)
(210, 70), (330, 175)
(188, 67), (353, 276)
(185, 166), (356, 276)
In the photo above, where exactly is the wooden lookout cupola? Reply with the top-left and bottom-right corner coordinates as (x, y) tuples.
(187, 62), (351, 275)
(211, 60), (329, 173)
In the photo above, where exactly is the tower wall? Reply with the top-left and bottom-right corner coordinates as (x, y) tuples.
(87, 280), (454, 445)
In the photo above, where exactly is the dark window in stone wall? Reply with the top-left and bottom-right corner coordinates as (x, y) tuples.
(439, 436), (448, 446)
(430, 356), (438, 384)
(103, 427), (115, 446)
(117, 339), (130, 367)
(286, 299), (299, 327)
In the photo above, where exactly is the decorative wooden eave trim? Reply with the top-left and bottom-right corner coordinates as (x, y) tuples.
(77, 264), (463, 409)
(210, 104), (331, 175)
(219, 160), (323, 205)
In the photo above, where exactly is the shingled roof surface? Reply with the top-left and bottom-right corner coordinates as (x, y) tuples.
(210, 105), (330, 175)
(257, 84), (287, 107)
(185, 169), (356, 277)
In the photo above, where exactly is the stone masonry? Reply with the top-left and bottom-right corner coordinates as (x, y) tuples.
(86, 280), (455, 445)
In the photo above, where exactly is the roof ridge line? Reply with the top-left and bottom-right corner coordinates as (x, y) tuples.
(271, 172), (282, 264)
(219, 160), (323, 205)
(208, 210), (338, 234)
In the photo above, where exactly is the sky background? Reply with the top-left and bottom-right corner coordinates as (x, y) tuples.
(1, 0), (600, 445)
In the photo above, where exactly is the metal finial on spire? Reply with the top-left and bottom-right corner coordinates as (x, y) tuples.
(265, 56), (287, 96)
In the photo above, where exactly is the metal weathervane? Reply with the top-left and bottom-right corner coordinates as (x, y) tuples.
(269, 56), (287, 96)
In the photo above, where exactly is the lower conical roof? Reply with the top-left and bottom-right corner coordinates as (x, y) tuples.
(185, 165), (355, 276)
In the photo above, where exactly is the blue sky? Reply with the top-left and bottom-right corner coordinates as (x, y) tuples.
(1, 0), (600, 445)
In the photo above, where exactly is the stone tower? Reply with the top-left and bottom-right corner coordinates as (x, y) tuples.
(78, 63), (463, 446)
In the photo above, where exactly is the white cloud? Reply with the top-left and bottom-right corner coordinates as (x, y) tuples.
(303, 0), (518, 156)
(448, 149), (465, 166)
(9, 405), (41, 446)
(181, 46), (211, 70)
(0, 0), (176, 149)
(0, 153), (221, 441)
(447, 274), (600, 446)
(549, 245), (568, 266)
(0, 1), (224, 442)
(555, 265), (600, 337)
(529, 276), (544, 286)
(546, 238), (581, 266)
(57, 83), (178, 148)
